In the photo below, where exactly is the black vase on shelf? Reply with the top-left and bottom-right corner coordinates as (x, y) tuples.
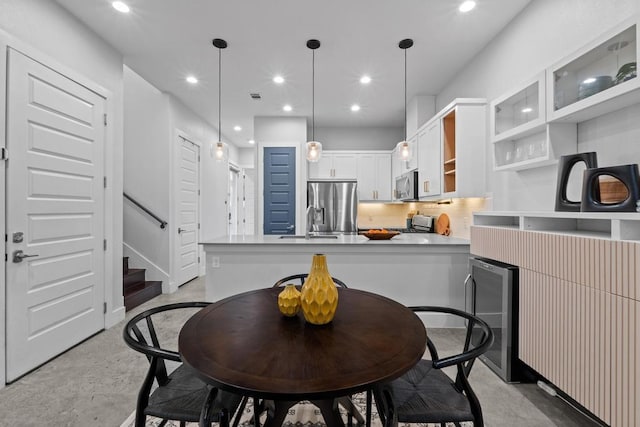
(581, 164), (640, 212)
(555, 152), (598, 212)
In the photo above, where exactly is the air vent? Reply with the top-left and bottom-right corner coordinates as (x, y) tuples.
(250, 93), (262, 100)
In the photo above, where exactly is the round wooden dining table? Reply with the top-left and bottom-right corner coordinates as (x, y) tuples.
(179, 287), (427, 427)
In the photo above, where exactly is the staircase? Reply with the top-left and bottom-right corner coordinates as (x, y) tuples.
(123, 257), (162, 311)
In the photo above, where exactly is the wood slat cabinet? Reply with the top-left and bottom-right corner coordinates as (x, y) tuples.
(471, 224), (640, 427)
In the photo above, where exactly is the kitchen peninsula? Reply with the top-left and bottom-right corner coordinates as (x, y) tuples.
(201, 233), (469, 326)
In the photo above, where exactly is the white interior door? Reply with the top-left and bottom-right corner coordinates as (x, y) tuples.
(228, 166), (239, 235)
(174, 137), (199, 286)
(5, 48), (105, 381)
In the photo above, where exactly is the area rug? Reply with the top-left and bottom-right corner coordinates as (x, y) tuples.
(120, 392), (470, 427)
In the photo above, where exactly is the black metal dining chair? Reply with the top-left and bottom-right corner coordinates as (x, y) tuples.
(374, 306), (494, 427)
(123, 302), (247, 427)
(273, 273), (348, 288)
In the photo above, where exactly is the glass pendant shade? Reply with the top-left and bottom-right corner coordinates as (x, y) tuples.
(306, 39), (322, 163)
(215, 141), (228, 162)
(306, 141), (322, 162)
(396, 140), (412, 162)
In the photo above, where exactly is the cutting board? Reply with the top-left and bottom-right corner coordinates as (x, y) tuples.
(435, 213), (450, 236)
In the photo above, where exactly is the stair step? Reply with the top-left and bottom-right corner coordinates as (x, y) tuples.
(124, 281), (162, 311)
(124, 268), (146, 289)
(123, 256), (129, 275)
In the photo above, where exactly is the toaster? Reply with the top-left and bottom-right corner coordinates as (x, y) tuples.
(411, 214), (435, 232)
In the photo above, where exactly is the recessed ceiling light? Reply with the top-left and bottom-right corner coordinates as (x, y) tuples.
(283, 104), (292, 112)
(233, 125), (242, 132)
(521, 107), (533, 113)
(112, 1), (130, 13)
(458, 1), (476, 13)
(273, 75), (285, 84)
(186, 75), (198, 84)
(248, 139), (255, 145)
(351, 104), (361, 112)
(360, 75), (372, 84)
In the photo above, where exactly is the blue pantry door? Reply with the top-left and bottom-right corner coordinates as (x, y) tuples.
(264, 147), (296, 234)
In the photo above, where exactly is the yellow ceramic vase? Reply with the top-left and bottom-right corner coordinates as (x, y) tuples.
(300, 254), (339, 325)
(278, 284), (301, 317)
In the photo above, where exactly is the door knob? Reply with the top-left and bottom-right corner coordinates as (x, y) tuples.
(178, 228), (184, 234)
(13, 250), (39, 263)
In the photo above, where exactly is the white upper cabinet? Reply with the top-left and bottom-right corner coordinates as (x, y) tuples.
(357, 152), (392, 202)
(547, 18), (639, 123)
(415, 99), (486, 200)
(417, 120), (441, 198)
(440, 99), (487, 198)
(308, 152), (357, 179)
(490, 73), (576, 171)
(491, 72), (546, 143)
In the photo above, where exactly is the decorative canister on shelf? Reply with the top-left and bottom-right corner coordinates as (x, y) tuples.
(300, 254), (338, 325)
(277, 284), (301, 317)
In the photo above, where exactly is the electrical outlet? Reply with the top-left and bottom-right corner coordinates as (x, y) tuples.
(211, 256), (220, 268)
(463, 217), (469, 230)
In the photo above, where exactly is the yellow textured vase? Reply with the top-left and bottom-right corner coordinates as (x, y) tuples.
(300, 254), (338, 325)
(278, 284), (301, 317)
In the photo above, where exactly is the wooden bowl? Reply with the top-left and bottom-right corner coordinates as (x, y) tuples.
(361, 230), (400, 240)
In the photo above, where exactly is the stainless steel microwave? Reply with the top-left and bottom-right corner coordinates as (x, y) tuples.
(395, 170), (418, 201)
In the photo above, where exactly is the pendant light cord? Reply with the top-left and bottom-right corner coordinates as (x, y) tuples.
(312, 48), (315, 142)
(218, 46), (222, 142)
(404, 47), (407, 141)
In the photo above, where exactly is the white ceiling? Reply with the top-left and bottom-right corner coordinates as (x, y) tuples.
(55, 0), (531, 147)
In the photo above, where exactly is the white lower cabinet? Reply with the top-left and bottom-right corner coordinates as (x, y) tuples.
(357, 153), (391, 201)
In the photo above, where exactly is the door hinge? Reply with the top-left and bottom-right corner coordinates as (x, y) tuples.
(5, 253), (7, 262)
(103, 302), (107, 314)
(198, 256), (201, 263)
(198, 223), (201, 229)
(198, 154), (200, 162)
(198, 189), (200, 196)
(1, 147), (7, 161)
(103, 176), (107, 188)
(103, 239), (107, 251)
(103, 113), (107, 126)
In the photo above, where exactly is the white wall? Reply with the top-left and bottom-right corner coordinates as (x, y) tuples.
(0, 0), (125, 388)
(436, 0), (638, 211)
(168, 96), (232, 242)
(123, 66), (171, 282)
(406, 95), (436, 137)
(123, 69), (235, 287)
(314, 125), (403, 150)
(255, 116), (307, 235)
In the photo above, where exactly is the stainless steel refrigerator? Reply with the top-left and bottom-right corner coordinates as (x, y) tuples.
(307, 180), (358, 234)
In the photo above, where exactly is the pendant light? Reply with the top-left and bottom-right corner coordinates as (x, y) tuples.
(306, 39), (322, 162)
(213, 38), (228, 161)
(396, 38), (414, 163)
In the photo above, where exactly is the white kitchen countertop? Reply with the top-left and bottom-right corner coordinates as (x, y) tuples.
(201, 233), (469, 246)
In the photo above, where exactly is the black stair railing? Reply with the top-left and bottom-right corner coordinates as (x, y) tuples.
(123, 193), (168, 229)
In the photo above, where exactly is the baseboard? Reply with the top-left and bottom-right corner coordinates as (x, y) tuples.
(106, 305), (126, 328)
(123, 242), (170, 286)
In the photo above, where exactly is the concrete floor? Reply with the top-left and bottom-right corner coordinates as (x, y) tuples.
(0, 277), (603, 427)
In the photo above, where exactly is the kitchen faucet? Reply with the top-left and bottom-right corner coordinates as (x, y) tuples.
(305, 206), (314, 240)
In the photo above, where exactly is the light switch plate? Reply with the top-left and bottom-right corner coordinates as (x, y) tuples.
(210, 256), (220, 268)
